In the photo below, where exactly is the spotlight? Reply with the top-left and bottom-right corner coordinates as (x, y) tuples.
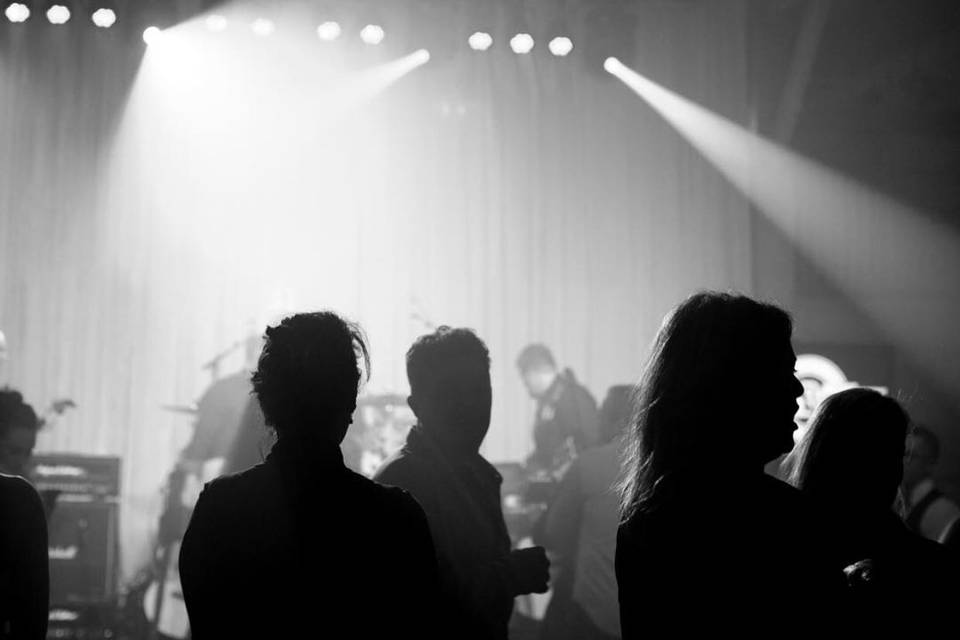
(251, 18), (274, 37)
(468, 32), (493, 51)
(509, 33), (534, 54)
(205, 14), (227, 32)
(142, 25), (162, 45)
(46, 3), (70, 24)
(548, 36), (573, 57)
(359, 24), (384, 45)
(4, 3), (30, 22)
(412, 48), (430, 64)
(604, 57), (621, 73)
(316, 21), (341, 41)
(91, 7), (115, 28)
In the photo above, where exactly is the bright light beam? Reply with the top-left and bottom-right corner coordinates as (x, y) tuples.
(606, 57), (960, 406)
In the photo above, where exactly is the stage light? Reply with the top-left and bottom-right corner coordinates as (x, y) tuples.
(412, 48), (430, 64)
(142, 26), (162, 45)
(91, 8), (115, 28)
(205, 14), (227, 32)
(604, 57), (621, 74)
(509, 33), (534, 54)
(5, 3), (30, 22)
(317, 21), (341, 41)
(360, 24), (384, 45)
(548, 36), (573, 57)
(251, 17), (274, 37)
(46, 3), (70, 24)
(468, 32), (493, 51)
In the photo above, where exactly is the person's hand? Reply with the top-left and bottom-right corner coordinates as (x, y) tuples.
(508, 546), (550, 595)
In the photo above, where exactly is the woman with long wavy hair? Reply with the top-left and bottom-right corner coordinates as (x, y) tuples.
(616, 292), (841, 636)
(788, 388), (956, 608)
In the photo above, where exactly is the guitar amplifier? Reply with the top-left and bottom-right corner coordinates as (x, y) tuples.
(30, 454), (121, 606)
(46, 496), (120, 604)
(31, 454), (121, 497)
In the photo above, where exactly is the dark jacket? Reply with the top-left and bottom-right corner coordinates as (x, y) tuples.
(0, 474), (48, 640)
(616, 471), (844, 636)
(179, 438), (440, 639)
(375, 426), (516, 640)
(827, 505), (959, 610)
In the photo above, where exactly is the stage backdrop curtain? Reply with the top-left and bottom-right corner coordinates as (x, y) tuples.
(1, 2), (751, 577)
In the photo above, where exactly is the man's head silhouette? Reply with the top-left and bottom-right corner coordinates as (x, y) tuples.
(407, 327), (492, 454)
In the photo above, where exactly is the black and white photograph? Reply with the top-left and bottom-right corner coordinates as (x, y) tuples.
(1, 1), (959, 638)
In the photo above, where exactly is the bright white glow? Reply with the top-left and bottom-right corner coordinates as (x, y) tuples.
(251, 18), (274, 37)
(604, 57), (621, 73)
(607, 58), (960, 406)
(142, 26), (162, 45)
(548, 36), (573, 57)
(5, 3), (30, 22)
(468, 32), (493, 51)
(205, 14), (227, 32)
(316, 21), (341, 41)
(509, 33), (534, 54)
(412, 48), (430, 65)
(91, 8), (116, 28)
(360, 24), (385, 45)
(46, 4), (70, 25)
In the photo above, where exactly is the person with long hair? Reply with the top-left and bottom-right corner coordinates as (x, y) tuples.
(788, 388), (957, 607)
(616, 292), (841, 635)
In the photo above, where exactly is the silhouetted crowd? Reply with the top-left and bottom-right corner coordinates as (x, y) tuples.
(2, 291), (958, 639)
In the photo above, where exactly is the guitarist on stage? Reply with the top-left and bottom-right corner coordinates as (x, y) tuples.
(516, 344), (599, 483)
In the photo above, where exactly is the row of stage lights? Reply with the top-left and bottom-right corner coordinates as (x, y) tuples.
(3, 2), (574, 56)
(184, 16), (573, 56)
(5, 2), (114, 27)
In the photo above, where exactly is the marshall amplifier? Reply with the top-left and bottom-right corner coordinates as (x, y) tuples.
(30, 454), (121, 606)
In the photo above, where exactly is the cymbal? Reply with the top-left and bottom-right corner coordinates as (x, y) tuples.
(160, 404), (198, 415)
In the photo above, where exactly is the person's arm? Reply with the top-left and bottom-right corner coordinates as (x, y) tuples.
(179, 484), (236, 639)
(389, 490), (444, 638)
(377, 462), (547, 624)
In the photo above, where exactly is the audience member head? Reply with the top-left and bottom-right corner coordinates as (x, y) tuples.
(620, 291), (802, 519)
(599, 385), (636, 445)
(902, 424), (939, 490)
(407, 327), (492, 454)
(0, 388), (40, 477)
(789, 388), (908, 513)
(516, 343), (557, 399)
(251, 311), (369, 447)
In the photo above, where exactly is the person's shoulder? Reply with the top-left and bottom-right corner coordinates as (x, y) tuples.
(758, 472), (804, 500)
(198, 461), (274, 504)
(375, 448), (428, 487)
(349, 468), (427, 521)
(0, 474), (46, 536)
(0, 473), (44, 509)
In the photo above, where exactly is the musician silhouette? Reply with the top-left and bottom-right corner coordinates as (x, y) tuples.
(179, 312), (441, 639)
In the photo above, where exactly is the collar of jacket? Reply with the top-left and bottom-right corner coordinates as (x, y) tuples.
(404, 424), (503, 486)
